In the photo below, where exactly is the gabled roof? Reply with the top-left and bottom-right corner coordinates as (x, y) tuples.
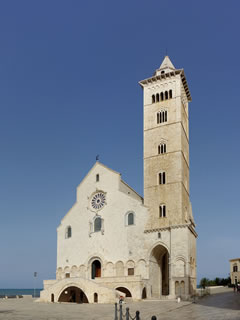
(77, 161), (143, 200)
(76, 161), (120, 189)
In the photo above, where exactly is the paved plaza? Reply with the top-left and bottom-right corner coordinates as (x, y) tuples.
(0, 291), (239, 320)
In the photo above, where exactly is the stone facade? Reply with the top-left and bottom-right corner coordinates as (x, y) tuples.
(230, 258), (240, 285)
(40, 56), (197, 303)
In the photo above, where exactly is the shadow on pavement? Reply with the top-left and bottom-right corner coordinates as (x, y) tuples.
(0, 310), (14, 314)
(195, 292), (240, 311)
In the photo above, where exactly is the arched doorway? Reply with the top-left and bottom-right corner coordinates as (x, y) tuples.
(149, 244), (169, 298)
(142, 287), (147, 299)
(51, 293), (54, 302)
(116, 287), (132, 297)
(92, 260), (101, 279)
(58, 286), (89, 303)
(94, 292), (98, 303)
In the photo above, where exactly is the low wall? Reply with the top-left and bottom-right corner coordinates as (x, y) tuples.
(196, 286), (232, 296)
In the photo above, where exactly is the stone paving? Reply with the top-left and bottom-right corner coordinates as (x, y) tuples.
(0, 292), (239, 320)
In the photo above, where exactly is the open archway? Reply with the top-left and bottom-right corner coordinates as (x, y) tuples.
(116, 287), (132, 297)
(91, 260), (101, 279)
(149, 244), (169, 298)
(58, 286), (89, 303)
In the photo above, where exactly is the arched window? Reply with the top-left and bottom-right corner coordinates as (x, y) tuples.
(169, 89), (172, 99)
(158, 143), (166, 154)
(128, 212), (134, 225)
(156, 93), (159, 102)
(94, 217), (102, 232)
(96, 174), (99, 182)
(158, 172), (166, 185)
(160, 92), (164, 101)
(157, 111), (167, 124)
(125, 212), (135, 226)
(165, 91), (168, 100)
(65, 226), (72, 239)
(159, 204), (166, 217)
(165, 110), (167, 122)
(233, 265), (238, 272)
(175, 281), (180, 295)
(152, 95), (155, 104)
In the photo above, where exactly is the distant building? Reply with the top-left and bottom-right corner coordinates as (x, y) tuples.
(229, 258), (240, 285)
(40, 56), (197, 303)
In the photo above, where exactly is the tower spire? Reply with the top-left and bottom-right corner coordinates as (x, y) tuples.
(155, 56), (175, 76)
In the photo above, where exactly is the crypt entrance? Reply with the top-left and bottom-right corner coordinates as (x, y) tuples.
(58, 286), (89, 303)
(149, 244), (169, 298)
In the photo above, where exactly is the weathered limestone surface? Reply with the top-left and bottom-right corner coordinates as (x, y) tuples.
(40, 56), (197, 303)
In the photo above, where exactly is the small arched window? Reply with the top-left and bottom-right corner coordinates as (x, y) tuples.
(158, 172), (166, 185)
(165, 91), (168, 100)
(160, 92), (164, 101)
(157, 111), (167, 124)
(169, 89), (172, 99)
(156, 93), (159, 102)
(65, 226), (72, 239)
(128, 212), (134, 225)
(96, 174), (99, 182)
(152, 95), (155, 104)
(159, 204), (166, 217)
(233, 265), (238, 272)
(165, 110), (167, 122)
(158, 143), (166, 154)
(94, 217), (102, 232)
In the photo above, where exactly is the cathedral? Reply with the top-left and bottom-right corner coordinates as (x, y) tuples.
(40, 56), (197, 303)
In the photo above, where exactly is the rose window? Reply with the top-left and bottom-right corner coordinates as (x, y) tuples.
(91, 192), (106, 210)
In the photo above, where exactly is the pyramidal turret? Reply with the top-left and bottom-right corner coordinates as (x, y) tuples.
(154, 56), (175, 75)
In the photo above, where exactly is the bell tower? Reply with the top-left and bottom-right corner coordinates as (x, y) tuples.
(139, 57), (197, 295)
(140, 56), (195, 231)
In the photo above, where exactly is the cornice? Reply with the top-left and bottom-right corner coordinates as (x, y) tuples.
(139, 69), (192, 102)
(144, 222), (197, 237)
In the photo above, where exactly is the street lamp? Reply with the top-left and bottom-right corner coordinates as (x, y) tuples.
(33, 272), (37, 298)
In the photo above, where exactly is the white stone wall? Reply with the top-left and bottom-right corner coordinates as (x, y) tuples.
(57, 162), (149, 279)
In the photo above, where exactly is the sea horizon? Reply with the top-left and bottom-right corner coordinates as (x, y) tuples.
(0, 288), (42, 297)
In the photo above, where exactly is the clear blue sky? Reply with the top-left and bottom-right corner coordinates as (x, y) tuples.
(0, 0), (239, 288)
